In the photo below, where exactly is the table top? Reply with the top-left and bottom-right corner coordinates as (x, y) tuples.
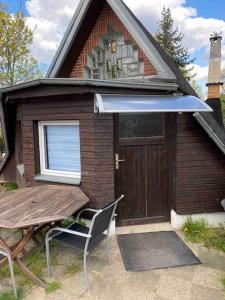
(0, 185), (90, 229)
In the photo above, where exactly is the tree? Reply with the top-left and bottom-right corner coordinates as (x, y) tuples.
(155, 6), (195, 81)
(0, 5), (42, 87)
(190, 80), (204, 99)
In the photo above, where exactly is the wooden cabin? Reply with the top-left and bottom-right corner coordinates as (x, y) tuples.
(0, 0), (225, 227)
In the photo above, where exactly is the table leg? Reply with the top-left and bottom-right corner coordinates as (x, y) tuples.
(15, 258), (46, 288)
(0, 228), (46, 288)
(0, 228), (34, 267)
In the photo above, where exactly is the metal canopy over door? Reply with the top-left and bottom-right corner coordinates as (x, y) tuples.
(115, 113), (173, 226)
(95, 93), (212, 226)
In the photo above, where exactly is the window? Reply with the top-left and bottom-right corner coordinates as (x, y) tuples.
(119, 113), (164, 138)
(38, 121), (81, 179)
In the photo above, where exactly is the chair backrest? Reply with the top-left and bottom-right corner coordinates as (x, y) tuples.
(89, 195), (124, 238)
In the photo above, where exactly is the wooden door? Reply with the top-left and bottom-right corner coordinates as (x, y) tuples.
(115, 113), (172, 226)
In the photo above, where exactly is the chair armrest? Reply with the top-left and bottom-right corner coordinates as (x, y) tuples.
(46, 227), (91, 241)
(76, 208), (99, 221)
(0, 248), (10, 258)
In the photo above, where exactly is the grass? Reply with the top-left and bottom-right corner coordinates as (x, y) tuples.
(2, 183), (18, 191)
(0, 247), (58, 299)
(182, 217), (225, 253)
(64, 263), (82, 275)
(0, 229), (83, 299)
(222, 276), (225, 289)
(45, 281), (61, 294)
(0, 287), (24, 300)
(61, 218), (86, 228)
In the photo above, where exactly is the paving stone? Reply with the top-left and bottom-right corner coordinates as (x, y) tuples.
(155, 275), (192, 300)
(193, 266), (224, 290)
(157, 265), (197, 282)
(190, 284), (225, 300)
(198, 248), (225, 271)
(133, 223), (173, 234)
(2, 226), (225, 300)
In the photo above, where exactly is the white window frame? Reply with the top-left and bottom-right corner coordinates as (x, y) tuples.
(38, 120), (81, 179)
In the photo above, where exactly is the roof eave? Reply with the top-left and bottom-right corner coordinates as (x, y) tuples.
(0, 78), (179, 96)
(194, 112), (225, 155)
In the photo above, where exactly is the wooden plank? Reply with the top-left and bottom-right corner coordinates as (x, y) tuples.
(0, 185), (89, 229)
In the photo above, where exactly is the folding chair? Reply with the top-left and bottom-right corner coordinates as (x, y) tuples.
(46, 195), (124, 290)
(0, 247), (17, 298)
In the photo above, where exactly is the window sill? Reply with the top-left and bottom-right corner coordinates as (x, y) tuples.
(34, 174), (81, 185)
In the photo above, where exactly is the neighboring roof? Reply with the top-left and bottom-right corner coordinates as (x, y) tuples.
(47, 0), (177, 81)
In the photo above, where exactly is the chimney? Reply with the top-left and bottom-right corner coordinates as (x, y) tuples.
(207, 32), (223, 99)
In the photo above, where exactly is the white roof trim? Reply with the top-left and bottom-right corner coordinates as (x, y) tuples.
(108, 0), (176, 80)
(47, 0), (176, 80)
(47, 0), (92, 78)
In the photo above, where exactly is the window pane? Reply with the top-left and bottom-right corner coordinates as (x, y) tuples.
(45, 125), (80, 172)
(119, 113), (164, 138)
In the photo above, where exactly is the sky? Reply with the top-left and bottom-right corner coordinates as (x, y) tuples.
(2, 0), (225, 93)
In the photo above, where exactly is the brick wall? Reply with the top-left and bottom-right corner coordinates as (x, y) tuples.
(69, 3), (156, 78)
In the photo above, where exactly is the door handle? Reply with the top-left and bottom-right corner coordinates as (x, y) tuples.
(115, 154), (125, 170)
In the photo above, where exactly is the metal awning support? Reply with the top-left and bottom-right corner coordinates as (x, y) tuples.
(94, 94), (213, 113)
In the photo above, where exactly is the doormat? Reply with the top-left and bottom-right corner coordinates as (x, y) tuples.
(117, 231), (201, 272)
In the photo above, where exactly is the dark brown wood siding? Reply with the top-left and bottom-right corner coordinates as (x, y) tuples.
(176, 113), (225, 214)
(19, 94), (114, 208)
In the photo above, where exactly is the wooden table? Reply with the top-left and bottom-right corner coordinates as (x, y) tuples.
(0, 185), (89, 287)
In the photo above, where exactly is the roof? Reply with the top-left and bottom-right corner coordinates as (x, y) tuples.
(47, 0), (176, 81)
(0, 78), (178, 95)
(40, 0), (225, 156)
(0, 0), (225, 175)
(194, 99), (225, 155)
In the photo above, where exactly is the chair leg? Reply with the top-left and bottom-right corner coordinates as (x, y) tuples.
(104, 231), (111, 264)
(83, 250), (90, 292)
(7, 255), (17, 299)
(45, 237), (52, 278)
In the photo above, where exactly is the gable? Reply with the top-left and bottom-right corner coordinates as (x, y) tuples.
(69, 3), (156, 80)
(48, 0), (176, 81)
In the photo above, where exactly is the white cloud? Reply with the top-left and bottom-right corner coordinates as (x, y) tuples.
(25, 0), (79, 63)
(191, 64), (208, 81)
(25, 0), (225, 82)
